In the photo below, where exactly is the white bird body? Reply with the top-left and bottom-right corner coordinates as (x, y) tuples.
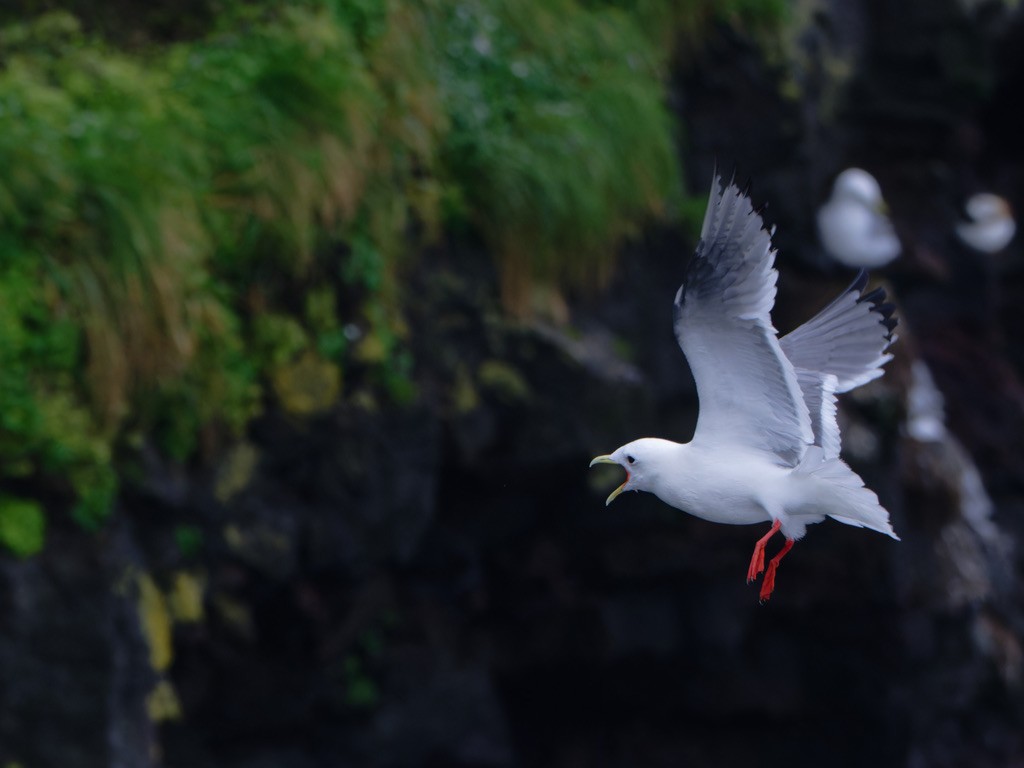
(649, 444), (804, 529)
(956, 193), (1015, 253)
(592, 174), (899, 601)
(625, 440), (780, 527)
(611, 439), (892, 542)
(817, 168), (901, 268)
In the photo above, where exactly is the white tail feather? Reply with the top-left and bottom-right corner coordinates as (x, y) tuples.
(798, 448), (900, 540)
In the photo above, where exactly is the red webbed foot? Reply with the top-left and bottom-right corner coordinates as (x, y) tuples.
(758, 538), (795, 603)
(747, 519), (781, 583)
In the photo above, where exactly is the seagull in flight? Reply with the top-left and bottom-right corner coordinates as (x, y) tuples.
(591, 174), (900, 602)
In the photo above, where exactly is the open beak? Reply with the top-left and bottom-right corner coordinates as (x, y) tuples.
(589, 455), (628, 506)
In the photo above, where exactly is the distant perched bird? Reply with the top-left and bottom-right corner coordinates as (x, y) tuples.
(906, 361), (947, 443)
(591, 175), (899, 602)
(817, 168), (901, 268)
(956, 193), (1015, 253)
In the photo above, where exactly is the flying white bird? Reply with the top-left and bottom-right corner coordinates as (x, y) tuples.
(817, 168), (901, 268)
(956, 193), (1015, 253)
(591, 175), (900, 602)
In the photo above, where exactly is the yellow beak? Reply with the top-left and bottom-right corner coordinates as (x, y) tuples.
(589, 454), (628, 506)
(876, 199), (890, 216)
(604, 482), (627, 506)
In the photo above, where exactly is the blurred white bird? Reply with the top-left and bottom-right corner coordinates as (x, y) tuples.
(591, 175), (899, 603)
(956, 193), (1015, 253)
(906, 361), (946, 443)
(817, 168), (901, 268)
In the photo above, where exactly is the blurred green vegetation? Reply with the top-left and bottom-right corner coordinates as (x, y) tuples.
(0, 496), (46, 557)
(0, 0), (783, 554)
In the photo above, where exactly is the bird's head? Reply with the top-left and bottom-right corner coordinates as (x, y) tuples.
(833, 168), (888, 214)
(964, 192), (1013, 224)
(589, 438), (674, 506)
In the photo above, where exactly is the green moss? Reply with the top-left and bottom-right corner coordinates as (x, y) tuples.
(174, 4), (382, 272)
(137, 573), (173, 672)
(478, 360), (531, 403)
(271, 352), (343, 416)
(0, 14), (210, 421)
(453, 366), (480, 414)
(0, 496), (46, 558)
(69, 463), (118, 529)
(306, 286), (346, 361)
(214, 442), (259, 503)
(252, 314), (310, 372)
(168, 570), (205, 623)
(146, 679), (183, 722)
(173, 524), (204, 558)
(432, 0), (679, 309)
(0, 0), (780, 550)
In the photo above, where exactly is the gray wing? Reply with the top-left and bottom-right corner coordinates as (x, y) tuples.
(674, 174), (812, 467)
(779, 270), (897, 393)
(795, 369), (840, 459)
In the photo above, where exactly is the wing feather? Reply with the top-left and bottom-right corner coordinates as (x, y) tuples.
(795, 370), (841, 459)
(674, 175), (812, 467)
(780, 271), (898, 393)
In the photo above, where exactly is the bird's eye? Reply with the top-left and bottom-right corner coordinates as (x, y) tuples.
(626, 455), (635, 465)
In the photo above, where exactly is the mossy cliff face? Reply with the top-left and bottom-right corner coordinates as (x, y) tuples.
(0, 0), (690, 549)
(2, 1), (1024, 767)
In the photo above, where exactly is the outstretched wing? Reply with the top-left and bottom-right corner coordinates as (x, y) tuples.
(674, 175), (812, 467)
(795, 369), (841, 459)
(779, 270), (898, 393)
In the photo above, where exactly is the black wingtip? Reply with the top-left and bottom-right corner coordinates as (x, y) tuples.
(877, 303), (898, 334)
(859, 287), (886, 305)
(855, 280), (899, 338)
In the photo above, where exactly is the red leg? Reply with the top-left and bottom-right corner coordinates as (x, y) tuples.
(746, 519), (781, 583)
(759, 538), (795, 603)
